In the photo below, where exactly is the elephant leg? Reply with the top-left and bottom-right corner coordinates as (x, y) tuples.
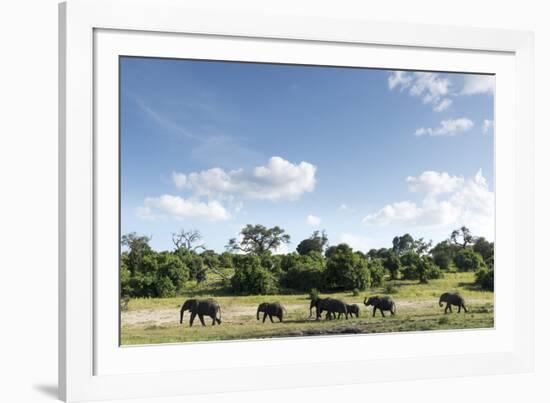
(211, 316), (216, 326)
(279, 314), (283, 322)
(372, 308), (376, 317)
(198, 314), (206, 326)
(380, 310), (386, 318)
(462, 304), (468, 313)
(269, 314), (274, 323)
(345, 313), (349, 319)
(263, 312), (267, 323)
(189, 312), (196, 327)
(457, 304), (461, 313)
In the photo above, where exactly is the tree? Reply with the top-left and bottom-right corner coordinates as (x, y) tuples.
(381, 250), (401, 280)
(282, 252), (325, 291)
(400, 251), (441, 283)
(172, 229), (205, 252)
(475, 267), (494, 291)
(450, 226), (476, 249)
(325, 244), (370, 290)
(473, 237), (494, 263)
(368, 259), (386, 287)
(413, 237), (432, 255)
(176, 250), (206, 282)
(226, 224), (290, 254)
(392, 234), (415, 255)
(230, 255), (278, 295)
(453, 248), (486, 272)
(155, 252), (189, 296)
(296, 230), (328, 255)
(430, 240), (459, 270)
(121, 232), (152, 274)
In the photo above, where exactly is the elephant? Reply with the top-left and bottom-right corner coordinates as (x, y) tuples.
(364, 296), (396, 317)
(179, 298), (222, 327)
(309, 297), (348, 320)
(439, 292), (468, 314)
(257, 302), (285, 323)
(346, 304), (360, 318)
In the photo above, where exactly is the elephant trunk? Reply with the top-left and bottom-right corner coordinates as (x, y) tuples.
(256, 306), (261, 320)
(439, 297), (444, 307)
(364, 297), (368, 305)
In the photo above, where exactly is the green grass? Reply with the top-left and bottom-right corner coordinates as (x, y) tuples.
(121, 272), (493, 345)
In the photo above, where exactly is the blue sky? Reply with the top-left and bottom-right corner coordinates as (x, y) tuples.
(120, 57), (494, 253)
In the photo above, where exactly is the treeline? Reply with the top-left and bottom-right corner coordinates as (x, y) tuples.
(120, 225), (494, 298)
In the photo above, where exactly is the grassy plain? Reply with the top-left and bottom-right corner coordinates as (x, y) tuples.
(121, 272), (493, 345)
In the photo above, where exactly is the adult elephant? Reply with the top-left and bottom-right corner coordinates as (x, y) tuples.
(439, 292), (468, 314)
(310, 297), (348, 320)
(364, 296), (396, 317)
(180, 298), (222, 327)
(257, 302), (285, 323)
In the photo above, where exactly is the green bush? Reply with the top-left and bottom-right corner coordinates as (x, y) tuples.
(400, 252), (440, 283)
(383, 283), (398, 294)
(324, 244), (370, 290)
(368, 259), (386, 287)
(178, 251), (206, 282)
(231, 255), (278, 295)
(475, 267), (494, 291)
(282, 252), (325, 291)
(154, 276), (177, 298)
(453, 248), (486, 272)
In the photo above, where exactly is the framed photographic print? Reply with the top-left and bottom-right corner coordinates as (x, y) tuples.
(59, 0), (534, 401)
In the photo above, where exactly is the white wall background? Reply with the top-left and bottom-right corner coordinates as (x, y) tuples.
(0, 1), (547, 402)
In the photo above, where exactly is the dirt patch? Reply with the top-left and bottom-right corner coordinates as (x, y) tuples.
(122, 303), (308, 327)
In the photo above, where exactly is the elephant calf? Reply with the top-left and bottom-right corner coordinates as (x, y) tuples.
(364, 296), (396, 317)
(257, 302), (285, 323)
(439, 292), (468, 314)
(346, 304), (360, 318)
(180, 298), (222, 327)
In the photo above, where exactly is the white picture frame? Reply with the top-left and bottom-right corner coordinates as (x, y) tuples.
(59, 0), (534, 401)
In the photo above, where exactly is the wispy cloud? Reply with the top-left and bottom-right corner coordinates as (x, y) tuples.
(135, 98), (204, 141)
(415, 118), (474, 137)
(388, 71), (453, 112)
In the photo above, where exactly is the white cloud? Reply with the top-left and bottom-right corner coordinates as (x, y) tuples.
(433, 98), (453, 112)
(461, 75), (495, 95)
(338, 204), (348, 211)
(172, 156), (317, 202)
(306, 214), (322, 226)
(137, 195), (231, 221)
(483, 119), (494, 134)
(388, 71), (452, 111)
(362, 170), (494, 238)
(388, 71), (413, 90)
(339, 233), (373, 253)
(406, 171), (464, 196)
(415, 118), (474, 137)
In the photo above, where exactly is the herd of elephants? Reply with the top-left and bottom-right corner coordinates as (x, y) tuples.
(178, 292), (468, 327)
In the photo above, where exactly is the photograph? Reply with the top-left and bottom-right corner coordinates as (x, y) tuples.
(119, 56), (495, 345)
